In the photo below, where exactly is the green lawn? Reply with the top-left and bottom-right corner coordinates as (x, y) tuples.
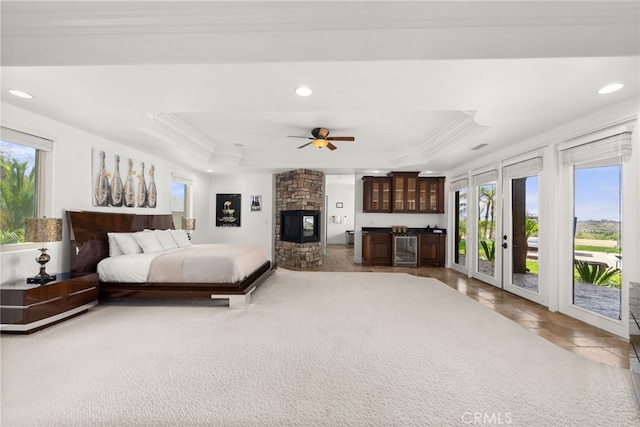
(574, 245), (620, 254)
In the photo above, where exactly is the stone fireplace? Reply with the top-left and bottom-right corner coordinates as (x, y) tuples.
(275, 169), (324, 268)
(281, 210), (320, 244)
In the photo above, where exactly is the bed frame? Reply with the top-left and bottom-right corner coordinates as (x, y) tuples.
(66, 210), (272, 308)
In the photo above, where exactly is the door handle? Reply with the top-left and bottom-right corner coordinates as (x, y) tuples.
(502, 242), (508, 249)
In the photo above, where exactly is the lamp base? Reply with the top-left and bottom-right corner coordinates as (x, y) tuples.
(27, 275), (57, 285)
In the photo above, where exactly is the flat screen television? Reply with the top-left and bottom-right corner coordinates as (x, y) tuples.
(281, 210), (320, 243)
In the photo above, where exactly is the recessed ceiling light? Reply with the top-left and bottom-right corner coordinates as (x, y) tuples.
(206, 169), (213, 173)
(8, 90), (34, 99)
(598, 83), (624, 94)
(295, 86), (312, 97)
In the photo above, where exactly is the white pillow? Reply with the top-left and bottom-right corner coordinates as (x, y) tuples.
(113, 233), (143, 255)
(107, 232), (124, 257)
(169, 229), (191, 248)
(155, 229), (178, 251)
(133, 231), (163, 253)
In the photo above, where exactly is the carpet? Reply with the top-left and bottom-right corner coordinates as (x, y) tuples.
(1, 269), (638, 426)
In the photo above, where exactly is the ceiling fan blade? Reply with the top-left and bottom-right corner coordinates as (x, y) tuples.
(297, 142), (313, 149)
(327, 142), (337, 151)
(288, 136), (313, 139)
(327, 136), (355, 141)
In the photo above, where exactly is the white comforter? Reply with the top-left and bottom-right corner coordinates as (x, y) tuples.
(97, 244), (268, 283)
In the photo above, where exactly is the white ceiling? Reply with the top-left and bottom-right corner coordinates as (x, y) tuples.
(2, 1), (639, 176)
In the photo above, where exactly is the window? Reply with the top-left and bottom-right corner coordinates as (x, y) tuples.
(171, 173), (192, 228)
(0, 127), (51, 245)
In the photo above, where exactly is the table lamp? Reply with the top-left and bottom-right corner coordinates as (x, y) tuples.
(25, 217), (63, 284)
(181, 217), (196, 240)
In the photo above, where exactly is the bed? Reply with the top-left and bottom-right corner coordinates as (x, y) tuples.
(66, 210), (272, 308)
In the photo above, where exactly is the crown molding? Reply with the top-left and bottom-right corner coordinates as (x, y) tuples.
(140, 113), (244, 167)
(420, 111), (489, 159)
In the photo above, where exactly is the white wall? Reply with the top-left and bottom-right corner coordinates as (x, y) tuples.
(205, 173), (274, 261)
(325, 175), (355, 244)
(1, 103), (211, 283)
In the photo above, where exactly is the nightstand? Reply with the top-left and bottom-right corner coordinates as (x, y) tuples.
(1, 272), (98, 333)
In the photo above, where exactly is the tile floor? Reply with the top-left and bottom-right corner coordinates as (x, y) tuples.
(286, 244), (630, 369)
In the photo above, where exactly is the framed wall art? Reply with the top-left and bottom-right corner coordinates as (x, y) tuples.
(216, 193), (241, 227)
(250, 195), (262, 212)
(92, 148), (157, 208)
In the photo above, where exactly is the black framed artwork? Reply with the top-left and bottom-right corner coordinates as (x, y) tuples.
(216, 193), (241, 227)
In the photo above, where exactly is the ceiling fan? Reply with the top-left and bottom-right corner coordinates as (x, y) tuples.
(288, 127), (355, 150)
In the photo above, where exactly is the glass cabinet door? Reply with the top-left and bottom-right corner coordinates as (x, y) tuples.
(428, 180), (437, 212)
(393, 176), (404, 211)
(381, 180), (390, 212)
(407, 177), (417, 211)
(418, 180), (428, 211)
(371, 180), (380, 211)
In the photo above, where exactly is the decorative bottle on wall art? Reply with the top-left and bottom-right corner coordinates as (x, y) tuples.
(147, 164), (157, 208)
(94, 150), (110, 206)
(109, 154), (124, 207)
(123, 158), (136, 207)
(137, 161), (147, 207)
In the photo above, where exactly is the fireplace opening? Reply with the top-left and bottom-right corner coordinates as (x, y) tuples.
(281, 210), (320, 243)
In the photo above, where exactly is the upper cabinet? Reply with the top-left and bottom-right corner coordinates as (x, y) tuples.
(362, 176), (391, 213)
(389, 172), (418, 213)
(363, 173), (445, 213)
(418, 176), (445, 213)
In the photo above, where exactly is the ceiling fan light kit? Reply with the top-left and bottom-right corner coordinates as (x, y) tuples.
(289, 127), (355, 151)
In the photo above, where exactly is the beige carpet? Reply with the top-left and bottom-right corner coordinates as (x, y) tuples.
(1, 269), (639, 426)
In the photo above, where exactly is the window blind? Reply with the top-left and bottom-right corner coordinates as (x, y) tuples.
(471, 170), (498, 186)
(561, 132), (632, 166)
(1, 126), (53, 151)
(171, 172), (193, 186)
(503, 157), (543, 179)
(449, 178), (468, 193)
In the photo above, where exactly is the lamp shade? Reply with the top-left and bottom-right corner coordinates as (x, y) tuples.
(25, 218), (63, 243)
(181, 218), (196, 231)
(312, 139), (329, 149)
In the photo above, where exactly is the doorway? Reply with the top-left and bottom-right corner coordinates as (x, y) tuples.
(501, 156), (544, 303)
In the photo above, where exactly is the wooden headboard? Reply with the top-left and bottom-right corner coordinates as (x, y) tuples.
(66, 210), (175, 275)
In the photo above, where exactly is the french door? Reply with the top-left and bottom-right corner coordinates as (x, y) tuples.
(471, 170), (499, 286)
(558, 130), (631, 337)
(501, 157), (543, 303)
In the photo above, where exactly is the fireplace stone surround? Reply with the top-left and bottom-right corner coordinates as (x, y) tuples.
(275, 169), (324, 268)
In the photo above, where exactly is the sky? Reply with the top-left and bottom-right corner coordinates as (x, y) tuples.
(0, 140), (35, 173)
(518, 167), (620, 222)
(574, 165), (621, 222)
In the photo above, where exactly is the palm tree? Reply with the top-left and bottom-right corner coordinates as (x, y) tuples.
(478, 184), (496, 240)
(0, 156), (36, 244)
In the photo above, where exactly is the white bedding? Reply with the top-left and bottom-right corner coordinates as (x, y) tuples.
(97, 244), (268, 283)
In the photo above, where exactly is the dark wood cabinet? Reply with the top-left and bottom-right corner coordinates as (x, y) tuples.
(1, 273), (98, 333)
(389, 172), (418, 213)
(362, 233), (392, 266)
(362, 177), (391, 213)
(419, 233), (446, 267)
(363, 231), (445, 267)
(418, 177), (445, 213)
(363, 173), (444, 214)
